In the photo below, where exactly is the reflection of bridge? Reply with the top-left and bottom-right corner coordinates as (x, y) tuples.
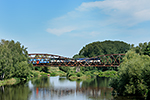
(29, 53), (125, 67)
(33, 87), (113, 99)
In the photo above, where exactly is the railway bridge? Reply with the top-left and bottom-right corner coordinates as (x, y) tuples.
(29, 53), (125, 67)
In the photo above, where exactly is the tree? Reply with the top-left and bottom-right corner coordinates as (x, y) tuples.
(110, 50), (150, 98)
(144, 42), (150, 56)
(0, 43), (14, 79)
(74, 40), (131, 58)
(0, 39), (31, 80)
(14, 61), (30, 78)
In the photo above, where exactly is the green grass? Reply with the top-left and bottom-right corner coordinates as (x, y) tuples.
(49, 67), (66, 76)
(98, 70), (117, 77)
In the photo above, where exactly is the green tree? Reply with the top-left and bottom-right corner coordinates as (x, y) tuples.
(75, 40), (131, 58)
(144, 42), (150, 56)
(73, 54), (85, 59)
(0, 44), (14, 79)
(14, 61), (30, 78)
(110, 50), (150, 98)
(0, 39), (31, 80)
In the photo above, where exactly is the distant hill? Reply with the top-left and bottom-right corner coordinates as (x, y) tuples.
(73, 40), (131, 58)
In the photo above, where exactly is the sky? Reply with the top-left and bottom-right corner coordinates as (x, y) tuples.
(0, 0), (150, 57)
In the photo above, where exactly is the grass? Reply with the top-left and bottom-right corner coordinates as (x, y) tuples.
(98, 70), (117, 77)
(0, 77), (20, 86)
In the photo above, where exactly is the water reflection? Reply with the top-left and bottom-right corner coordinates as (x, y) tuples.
(29, 76), (113, 100)
(78, 77), (113, 100)
(0, 76), (114, 100)
(0, 84), (32, 100)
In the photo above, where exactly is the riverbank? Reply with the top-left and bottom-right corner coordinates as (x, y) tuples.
(0, 66), (117, 86)
(98, 70), (117, 77)
(0, 70), (49, 86)
(49, 67), (66, 76)
(0, 78), (20, 86)
(64, 67), (117, 81)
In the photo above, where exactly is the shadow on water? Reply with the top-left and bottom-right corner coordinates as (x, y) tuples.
(0, 76), (145, 100)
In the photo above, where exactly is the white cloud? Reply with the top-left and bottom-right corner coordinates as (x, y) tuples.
(76, 0), (150, 25)
(46, 0), (150, 36)
(134, 9), (150, 21)
(46, 27), (76, 36)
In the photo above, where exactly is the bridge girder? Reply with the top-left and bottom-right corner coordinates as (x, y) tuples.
(28, 53), (125, 67)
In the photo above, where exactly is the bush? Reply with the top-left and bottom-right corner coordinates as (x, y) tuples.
(41, 67), (49, 73)
(50, 72), (57, 76)
(34, 66), (49, 73)
(33, 72), (39, 77)
(40, 73), (48, 76)
(34, 67), (41, 71)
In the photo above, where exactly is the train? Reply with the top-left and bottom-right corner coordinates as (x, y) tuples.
(30, 58), (101, 65)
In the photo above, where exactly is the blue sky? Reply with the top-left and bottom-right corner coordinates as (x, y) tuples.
(0, 0), (150, 57)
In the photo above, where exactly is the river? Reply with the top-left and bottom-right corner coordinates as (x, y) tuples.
(0, 76), (143, 100)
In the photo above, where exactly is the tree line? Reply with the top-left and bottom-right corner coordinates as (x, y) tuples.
(73, 40), (150, 58)
(73, 40), (131, 58)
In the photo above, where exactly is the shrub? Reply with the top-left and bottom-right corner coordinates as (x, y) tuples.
(50, 72), (57, 76)
(34, 67), (41, 71)
(40, 73), (48, 76)
(33, 72), (39, 77)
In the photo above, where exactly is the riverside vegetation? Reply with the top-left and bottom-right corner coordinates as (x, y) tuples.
(110, 50), (150, 99)
(109, 42), (150, 99)
(1, 39), (150, 99)
(0, 40), (132, 86)
(0, 39), (32, 86)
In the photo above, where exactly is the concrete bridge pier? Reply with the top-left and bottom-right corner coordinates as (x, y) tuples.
(76, 66), (80, 72)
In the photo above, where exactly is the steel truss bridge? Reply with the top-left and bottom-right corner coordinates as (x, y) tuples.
(29, 53), (125, 67)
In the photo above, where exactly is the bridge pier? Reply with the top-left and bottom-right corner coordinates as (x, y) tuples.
(76, 66), (80, 72)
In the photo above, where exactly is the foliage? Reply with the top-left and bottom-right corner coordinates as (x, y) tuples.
(14, 61), (30, 78)
(73, 40), (131, 58)
(31, 71), (39, 77)
(59, 66), (70, 72)
(0, 39), (30, 80)
(144, 42), (150, 56)
(110, 50), (150, 98)
(76, 72), (83, 77)
(99, 70), (117, 77)
(47, 67), (66, 76)
(132, 41), (150, 56)
(80, 67), (98, 72)
(50, 72), (57, 76)
(65, 67), (99, 81)
(34, 66), (49, 73)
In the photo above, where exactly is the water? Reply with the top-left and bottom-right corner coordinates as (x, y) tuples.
(0, 76), (143, 100)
